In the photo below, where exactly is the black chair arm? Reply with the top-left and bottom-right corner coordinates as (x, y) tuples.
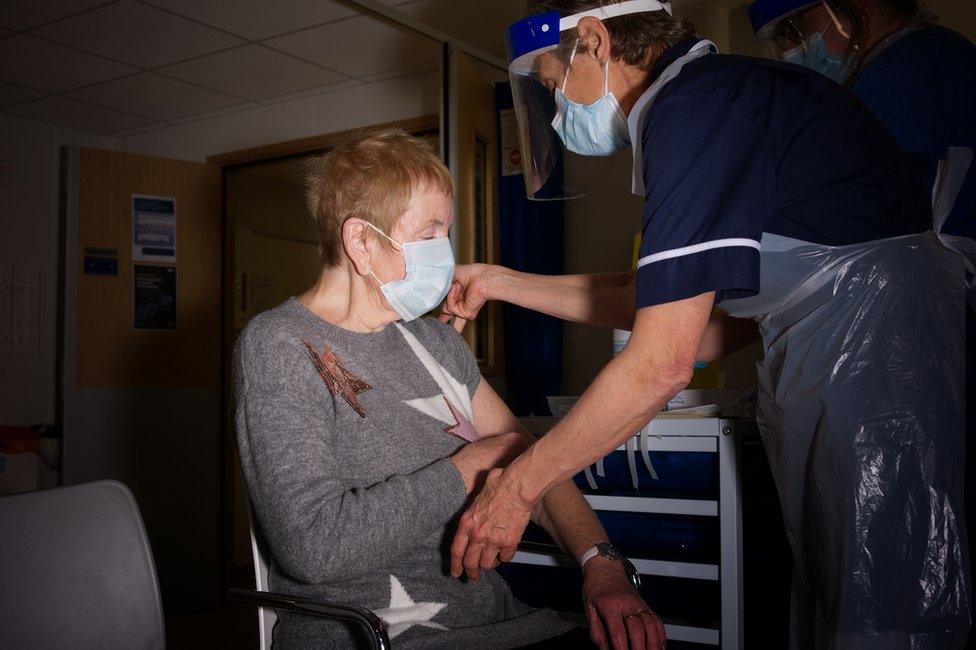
(228, 587), (391, 650)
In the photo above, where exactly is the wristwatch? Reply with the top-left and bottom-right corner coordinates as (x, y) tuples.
(580, 543), (642, 590)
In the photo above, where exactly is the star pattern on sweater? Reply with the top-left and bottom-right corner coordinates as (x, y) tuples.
(374, 575), (448, 640)
(301, 340), (372, 417)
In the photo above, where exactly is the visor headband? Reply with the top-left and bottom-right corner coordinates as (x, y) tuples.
(559, 0), (673, 31)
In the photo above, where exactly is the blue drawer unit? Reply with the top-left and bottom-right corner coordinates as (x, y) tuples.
(572, 450), (719, 499)
(508, 417), (752, 649)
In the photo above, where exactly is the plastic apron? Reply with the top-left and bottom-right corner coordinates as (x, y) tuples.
(631, 41), (970, 648)
(720, 232), (969, 650)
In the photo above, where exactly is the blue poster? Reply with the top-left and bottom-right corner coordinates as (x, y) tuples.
(132, 194), (176, 263)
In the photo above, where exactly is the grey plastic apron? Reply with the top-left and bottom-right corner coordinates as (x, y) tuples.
(721, 232), (969, 649)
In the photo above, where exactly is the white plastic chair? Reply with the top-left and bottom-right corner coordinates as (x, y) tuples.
(230, 516), (391, 650)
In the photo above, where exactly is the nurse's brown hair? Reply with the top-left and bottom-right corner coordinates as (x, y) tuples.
(525, 0), (698, 70)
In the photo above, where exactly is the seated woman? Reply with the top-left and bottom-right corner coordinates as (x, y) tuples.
(233, 129), (664, 650)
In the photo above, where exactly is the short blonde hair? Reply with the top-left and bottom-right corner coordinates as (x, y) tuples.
(305, 128), (454, 266)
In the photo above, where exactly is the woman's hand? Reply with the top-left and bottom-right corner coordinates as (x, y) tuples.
(450, 465), (534, 582)
(583, 558), (667, 650)
(438, 264), (498, 330)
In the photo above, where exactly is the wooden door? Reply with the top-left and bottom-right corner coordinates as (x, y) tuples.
(454, 52), (506, 376)
(62, 147), (222, 612)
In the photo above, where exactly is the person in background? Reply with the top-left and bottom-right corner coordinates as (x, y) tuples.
(749, 2), (976, 645)
(233, 129), (664, 650)
(442, 1), (969, 648)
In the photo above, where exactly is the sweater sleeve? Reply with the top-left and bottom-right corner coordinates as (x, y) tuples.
(233, 326), (468, 585)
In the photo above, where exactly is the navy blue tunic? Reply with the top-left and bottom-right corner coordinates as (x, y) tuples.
(635, 40), (931, 308)
(851, 25), (976, 241)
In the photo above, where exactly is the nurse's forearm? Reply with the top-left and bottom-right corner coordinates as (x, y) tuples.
(506, 292), (714, 503)
(487, 267), (636, 330)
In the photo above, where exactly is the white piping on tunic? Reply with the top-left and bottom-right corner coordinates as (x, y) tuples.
(636, 238), (761, 268)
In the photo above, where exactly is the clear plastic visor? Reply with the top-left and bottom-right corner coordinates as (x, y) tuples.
(508, 47), (621, 201)
(754, 1), (848, 61)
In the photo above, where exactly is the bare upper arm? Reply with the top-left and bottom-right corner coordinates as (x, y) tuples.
(471, 377), (531, 441)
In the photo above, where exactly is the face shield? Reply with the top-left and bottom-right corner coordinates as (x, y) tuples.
(749, 0), (855, 83)
(505, 0), (673, 200)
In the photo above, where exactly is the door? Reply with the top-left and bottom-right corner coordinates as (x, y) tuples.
(453, 51), (506, 377)
(62, 146), (222, 612)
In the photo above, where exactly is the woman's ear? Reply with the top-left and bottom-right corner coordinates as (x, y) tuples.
(341, 218), (373, 277)
(576, 16), (613, 64)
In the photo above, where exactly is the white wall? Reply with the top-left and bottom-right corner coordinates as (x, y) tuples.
(0, 115), (113, 426)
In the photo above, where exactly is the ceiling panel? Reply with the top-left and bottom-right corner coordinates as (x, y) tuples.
(0, 34), (138, 92)
(143, 0), (358, 41)
(395, 0), (516, 57)
(256, 78), (362, 106)
(158, 44), (345, 101)
(31, 1), (244, 68)
(144, 0), (418, 41)
(68, 72), (245, 120)
(264, 14), (439, 79)
(0, 0), (110, 31)
(4, 96), (156, 134)
(0, 81), (45, 107)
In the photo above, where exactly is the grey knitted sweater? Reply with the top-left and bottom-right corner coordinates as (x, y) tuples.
(234, 298), (574, 649)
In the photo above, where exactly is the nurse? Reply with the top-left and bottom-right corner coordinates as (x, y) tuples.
(442, 1), (969, 648)
(749, 4), (976, 643)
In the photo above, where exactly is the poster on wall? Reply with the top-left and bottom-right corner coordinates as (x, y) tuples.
(498, 108), (523, 177)
(132, 194), (176, 263)
(134, 265), (176, 330)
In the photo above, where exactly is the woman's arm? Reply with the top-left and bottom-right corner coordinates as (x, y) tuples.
(465, 378), (667, 649)
(451, 292), (714, 574)
(442, 264), (637, 331)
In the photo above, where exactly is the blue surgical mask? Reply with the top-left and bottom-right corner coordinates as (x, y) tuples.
(783, 30), (855, 84)
(368, 223), (455, 322)
(551, 41), (630, 156)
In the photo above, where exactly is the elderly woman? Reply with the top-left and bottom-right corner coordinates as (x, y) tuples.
(233, 129), (663, 650)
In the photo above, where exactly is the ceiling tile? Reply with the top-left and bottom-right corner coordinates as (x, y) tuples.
(144, 0), (416, 41)
(264, 14), (439, 79)
(360, 61), (437, 84)
(3, 96), (154, 134)
(68, 72), (244, 120)
(395, 0), (514, 57)
(257, 78), (362, 105)
(142, 0), (356, 41)
(0, 34), (137, 92)
(158, 44), (344, 101)
(0, 80), (45, 106)
(32, 1), (244, 68)
(168, 103), (255, 125)
(0, 0), (110, 31)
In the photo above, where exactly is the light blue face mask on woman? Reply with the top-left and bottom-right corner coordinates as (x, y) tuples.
(551, 40), (630, 156)
(783, 29), (855, 84)
(367, 222), (455, 322)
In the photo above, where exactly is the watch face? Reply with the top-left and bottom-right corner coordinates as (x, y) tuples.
(596, 543), (622, 560)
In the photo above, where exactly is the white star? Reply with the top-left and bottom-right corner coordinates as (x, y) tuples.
(395, 323), (474, 423)
(374, 575), (448, 639)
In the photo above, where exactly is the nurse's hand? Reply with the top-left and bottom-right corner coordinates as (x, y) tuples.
(583, 559), (666, 650)
(450, 466), (533, 582)
(439, 263), (496, 325)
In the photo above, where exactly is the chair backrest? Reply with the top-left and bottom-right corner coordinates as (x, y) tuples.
(0, 480), (165, 649)
(249, 515), (279, 650)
